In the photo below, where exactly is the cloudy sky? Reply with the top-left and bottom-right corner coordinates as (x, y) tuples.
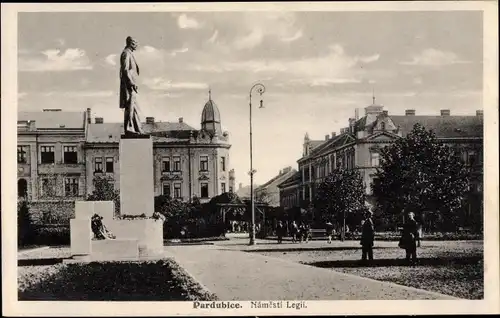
(18, 10), (483, 186)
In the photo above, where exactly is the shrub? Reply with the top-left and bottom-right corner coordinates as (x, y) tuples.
(34, 225), (70, 246)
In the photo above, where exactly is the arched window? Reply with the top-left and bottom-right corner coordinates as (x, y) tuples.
(18, 179), (28, 198)
(381, 122), (386, 131)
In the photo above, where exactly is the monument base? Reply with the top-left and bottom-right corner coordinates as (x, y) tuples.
(68, 201), (164, 262)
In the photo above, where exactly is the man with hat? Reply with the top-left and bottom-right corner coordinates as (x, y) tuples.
(360, 208), (375, 261)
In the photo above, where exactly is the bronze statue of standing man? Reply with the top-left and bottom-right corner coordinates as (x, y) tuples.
(120, 36), (144, 135)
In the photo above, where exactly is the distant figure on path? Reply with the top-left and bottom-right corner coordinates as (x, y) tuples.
(360, 210), (375, 261)
(399, 211), (420, 265)
(120, 36), (145, 135)
(304, 223), (312, 243)
(325, 221), (334, 244)
(276, 220), (285, 244)
(298, 222), (305, 243)
(291, 221), (298, 243)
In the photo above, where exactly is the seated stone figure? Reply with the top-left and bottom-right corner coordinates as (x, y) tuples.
(91, 214), (116, 240)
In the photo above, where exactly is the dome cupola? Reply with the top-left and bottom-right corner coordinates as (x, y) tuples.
(201, 89), (222, 136)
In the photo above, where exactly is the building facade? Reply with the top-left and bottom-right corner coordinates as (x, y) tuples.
(254, 166), (297, 207)
(278, 100), (483, 225)
(17, 95), (235, 225)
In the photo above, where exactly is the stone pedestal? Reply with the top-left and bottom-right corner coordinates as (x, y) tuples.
(70, 219), (92, 255)
(119, 136), (154, 217)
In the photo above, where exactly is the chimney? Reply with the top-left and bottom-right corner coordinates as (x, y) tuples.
(355, 108), (360, 120)
(405, 109), (416, 116)
(382, 110), (388, 116)
(146, 117), (155, 124)
(331, 132), (336, 138)
(86, 108), (91, 124)
(95, 117), (104, 124)
(325, 134), (329, 141)
(476, 110), (484, 117)
(178, 117), (183, 123)
(283, 166), (292, 174)
(440, 109), (450, 116)
(239, 183), (243, 190)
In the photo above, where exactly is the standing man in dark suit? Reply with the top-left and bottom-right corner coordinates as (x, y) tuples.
(360, 210), (375, 261)
(120, 36), (144, 135)
(400, 211), (420, 265)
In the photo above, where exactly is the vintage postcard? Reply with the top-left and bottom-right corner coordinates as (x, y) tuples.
(2, 1), (499, 316)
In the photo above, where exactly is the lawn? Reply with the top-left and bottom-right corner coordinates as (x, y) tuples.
(252, 240), (483, 299)
(18, 248), (217, 301)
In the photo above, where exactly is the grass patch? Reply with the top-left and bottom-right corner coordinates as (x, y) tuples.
(335, 262), (483, 299)
(19, 259), (218, 301)
(255, 242), (483, 300)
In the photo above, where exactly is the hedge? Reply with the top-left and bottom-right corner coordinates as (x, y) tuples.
(33, 225), (70, 246)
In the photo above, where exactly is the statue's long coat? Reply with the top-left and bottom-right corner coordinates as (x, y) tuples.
(119, 47), (140, 109)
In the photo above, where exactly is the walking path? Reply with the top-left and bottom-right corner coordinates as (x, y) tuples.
(165, 241), (457, 300)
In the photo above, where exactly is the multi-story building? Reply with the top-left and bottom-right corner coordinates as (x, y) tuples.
(254, 166), (297, 207)
(278, 99), (483, 225)
(17, 94), (235, 225)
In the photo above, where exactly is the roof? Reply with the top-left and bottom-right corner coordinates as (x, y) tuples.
(255, 168), (297, 191)
(310, 133), (346, 156)
(390, 115), (483, 138)
(310, 140), (325, 150)
(277, 171), (301, 188)
(86, 121), (196, 143)
(201, 99), (221, 123)
(18, 111), (85, 129)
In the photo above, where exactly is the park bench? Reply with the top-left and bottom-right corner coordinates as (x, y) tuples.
(310, 228), (327, 238)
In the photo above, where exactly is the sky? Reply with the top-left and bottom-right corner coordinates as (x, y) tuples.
(17, 11), (483, 187)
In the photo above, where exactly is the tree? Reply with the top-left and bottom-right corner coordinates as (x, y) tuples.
(315, 168), (366, 241)
(372, 123), (470, 231)
(87, 175), (120, 216)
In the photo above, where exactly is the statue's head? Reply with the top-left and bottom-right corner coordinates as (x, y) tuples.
(126, 36), (138, 51)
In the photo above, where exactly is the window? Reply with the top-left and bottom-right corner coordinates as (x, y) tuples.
(221, 157), (226, 171)
(105, 157), (114, 173)
(174, 183), (182, 199)
(370, 152), (380, 167)
(221, 182), (226, 194)
(200, 156), (209, 171)
(64, 177), (79, 196)
(40, 146), (55, 164)
(94, 157), (103, 173)
(381, 122), (386, 131)
(229, 186), (233, 193)
(162, 157), (171, 172)
(162, 183), (171, 197)
(200, 183), (209, 198)
(17, 146), (29, 164)
(41, 178), (55, 197)
(63, 146), (78, 164)
(173, 156), (181, 172)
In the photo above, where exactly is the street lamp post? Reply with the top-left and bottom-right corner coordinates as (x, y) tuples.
(249, 83), (266, 245)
